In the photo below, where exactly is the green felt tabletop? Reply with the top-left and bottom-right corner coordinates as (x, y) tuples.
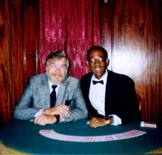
(0, 120), (162, 154)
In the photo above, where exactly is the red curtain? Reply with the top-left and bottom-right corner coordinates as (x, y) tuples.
(39, 0), (100, 79)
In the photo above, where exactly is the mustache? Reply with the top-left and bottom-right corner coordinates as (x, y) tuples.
(52, 73), (63, 77)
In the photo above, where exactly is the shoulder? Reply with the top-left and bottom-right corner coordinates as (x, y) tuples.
(29, 73), (47, 83)
(30, 73), (46, 80)
(108, 70), (134, 84)
(64, 74), (80, 85)
(81, 72), (93, 82)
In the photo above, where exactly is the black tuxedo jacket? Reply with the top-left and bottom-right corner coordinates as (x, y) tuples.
(81, 70), (140, 124)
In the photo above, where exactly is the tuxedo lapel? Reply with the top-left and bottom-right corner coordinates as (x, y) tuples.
(105, 70), (112, 116)
(86, 74), (92, 96)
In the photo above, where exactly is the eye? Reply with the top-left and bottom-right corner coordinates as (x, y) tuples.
(60, 64), (67, 69)
(90, 58), (95, 62)
(98, 57), (103, 62)
(89, 57), (105, 63)
(49, 63), (56, 67)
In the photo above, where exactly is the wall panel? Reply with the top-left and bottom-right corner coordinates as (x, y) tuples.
(0, 0), (39, 126)
(100, 0), (162, 122)
(10, 0), (24, 120)
(0, 0), (12, 125)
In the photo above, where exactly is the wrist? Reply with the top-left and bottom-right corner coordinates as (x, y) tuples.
(42, 108), (48, 114)
(54, 114), (60, 123)
(105, 116), (113, 125)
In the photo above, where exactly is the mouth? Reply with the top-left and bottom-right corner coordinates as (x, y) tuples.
(52, 74), (62, 77)
(94, 67), (102, 71)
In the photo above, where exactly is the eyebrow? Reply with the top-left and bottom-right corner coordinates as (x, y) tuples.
(89, 56), (105, 58)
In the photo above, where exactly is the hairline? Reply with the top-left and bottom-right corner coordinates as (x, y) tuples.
(87, 46), (108, 60)
(45, 50), (70, 69)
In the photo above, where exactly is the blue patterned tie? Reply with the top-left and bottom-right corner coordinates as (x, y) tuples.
(50, 85), (57, 107)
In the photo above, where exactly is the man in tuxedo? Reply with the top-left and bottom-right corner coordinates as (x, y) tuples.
(14, 50), (88, 125)
(81, 46), (140, 128)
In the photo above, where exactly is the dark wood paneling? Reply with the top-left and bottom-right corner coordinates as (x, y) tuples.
(0, 0), (39, 126)
(100, 0), (112, 65)
(10, 0), (24, 120)
(0, 0), (11, 125)
(100, 0), (162, 122)
(23, 0), (40, 85)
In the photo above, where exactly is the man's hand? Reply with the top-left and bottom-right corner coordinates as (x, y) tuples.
(87, 117), (113, 128)
(34, 114), (57, 126)
(43, 105), (70, 119)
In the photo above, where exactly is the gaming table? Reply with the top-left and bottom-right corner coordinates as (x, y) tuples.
(0, 119), (162, 154)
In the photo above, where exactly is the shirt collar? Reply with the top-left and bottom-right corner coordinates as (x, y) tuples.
(48, 80), (59, 88)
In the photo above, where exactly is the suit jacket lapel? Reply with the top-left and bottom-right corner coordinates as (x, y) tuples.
(55, 75), (68, 106)
(39, 74), (51, 107)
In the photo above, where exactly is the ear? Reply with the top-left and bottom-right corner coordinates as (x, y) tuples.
(106, 58), (109, 66)
(86, 60), (89, 67)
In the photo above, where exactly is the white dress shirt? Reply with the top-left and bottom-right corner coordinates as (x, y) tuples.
(48, 80), (59, 95)
(89, 70), (122, 125)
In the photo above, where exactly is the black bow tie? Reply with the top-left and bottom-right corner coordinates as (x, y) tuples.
(92, 80), (104, 85)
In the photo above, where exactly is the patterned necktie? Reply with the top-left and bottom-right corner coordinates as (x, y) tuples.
(50, 85), (57, 107)
(92, 80), (104, 85)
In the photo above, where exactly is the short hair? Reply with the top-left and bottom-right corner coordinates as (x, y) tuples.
(87, 45), (108, 60)
(46, 50), (70, 69)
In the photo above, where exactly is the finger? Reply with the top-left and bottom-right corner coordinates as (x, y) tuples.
(35, 115), (48, 125)
(44, 105), (68, 115)
(55, 107), (70, 118)
(60, 109), (70, 117)
(34, 115), (42, 124)
(89, 119), (98, 128)
(35, 116), (45, 124)
(57, 105), (69, 111)
(87, 121), (90, 125)
(90, 122), (98, 128)
(38, 121), (46, 126)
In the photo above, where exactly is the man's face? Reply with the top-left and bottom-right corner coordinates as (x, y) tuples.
(87, 49), (108, 79)
(46, 57), (67, 84)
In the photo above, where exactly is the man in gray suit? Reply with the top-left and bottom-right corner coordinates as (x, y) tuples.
(14, 50), (88, 125)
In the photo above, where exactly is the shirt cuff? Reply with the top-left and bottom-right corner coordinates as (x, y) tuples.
(35, 109), (43, 117)
(108, 114), (122, 126)
(60, 117), (64, 122)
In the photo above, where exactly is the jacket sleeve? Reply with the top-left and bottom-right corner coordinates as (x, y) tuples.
(63, 80), (88, 122)
(14, 77), (42, 120)
(111, 79), (140, 124)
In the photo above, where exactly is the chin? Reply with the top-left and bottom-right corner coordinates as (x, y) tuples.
(53, 80), (62, 84)
(55, 78), (65, 84)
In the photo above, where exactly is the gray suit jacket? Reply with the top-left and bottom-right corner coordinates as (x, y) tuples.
(14, 73), (88, 122)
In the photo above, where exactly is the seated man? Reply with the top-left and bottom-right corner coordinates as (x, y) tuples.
(14, 50), (88, 125)
(81, 46), (140, 128)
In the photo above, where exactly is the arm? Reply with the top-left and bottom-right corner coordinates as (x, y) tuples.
(38, 80), (88, 123)
(87, 116), (113, 128)
(87, 77), (139, 128)
(63, 81), (88, 122)
(14, 77), (43, 120)
(113, 79), (140, 124)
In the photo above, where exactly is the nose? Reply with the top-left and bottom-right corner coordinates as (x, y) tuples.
(94, 59), (100, 66)
(54, 66), (61, 73)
